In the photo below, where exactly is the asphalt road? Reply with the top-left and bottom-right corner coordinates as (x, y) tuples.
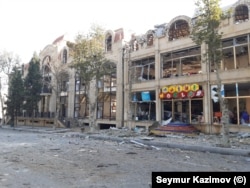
(0, 129), (249, 188)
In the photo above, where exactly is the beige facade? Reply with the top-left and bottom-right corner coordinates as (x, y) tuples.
(30, 0), (250, 133)
(118, 0), (250, 132)
(38, 35), (75, 121)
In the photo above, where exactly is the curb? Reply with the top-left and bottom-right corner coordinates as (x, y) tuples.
(85, 134), (250, 157)
(0, 126), (70, 134)
(1, 126), (250, 157)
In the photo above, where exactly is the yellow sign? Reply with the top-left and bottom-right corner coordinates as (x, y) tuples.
(168, 86), (176, 93)
(159, 93), (164, 99)
(161, 84), (199, 92)
(159, 83), (203, 99)
(191, 84), (199, 91)
(183, 84), (190, 92)
(175, 85), (183, 92)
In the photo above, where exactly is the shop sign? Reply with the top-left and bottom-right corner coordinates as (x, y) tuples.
(159, 84), (204, 99)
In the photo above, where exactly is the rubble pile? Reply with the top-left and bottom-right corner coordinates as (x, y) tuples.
(78, 127), (250, 150)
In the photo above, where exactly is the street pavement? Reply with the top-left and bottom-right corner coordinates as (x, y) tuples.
(1, 125), (250, 157)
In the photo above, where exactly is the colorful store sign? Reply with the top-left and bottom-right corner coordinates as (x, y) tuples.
(159, 84), (204, 99)
(183, 84), (190, 92)
(191, 84), (199, 91)
(162, 86), (168, 93)
(168, 86), (176, 93)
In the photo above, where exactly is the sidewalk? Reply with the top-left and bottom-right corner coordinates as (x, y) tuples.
(1, 125), (250, 156)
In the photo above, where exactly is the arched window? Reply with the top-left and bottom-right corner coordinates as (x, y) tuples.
(235, 5), (249, 23)
(168, 20), (189, 41)
(62, 49), (67, 64)
(147, 33), (154, 46)
(131, 39), (139, 51)
(105, 34), (112, 52)
(42, 55), (51, 74)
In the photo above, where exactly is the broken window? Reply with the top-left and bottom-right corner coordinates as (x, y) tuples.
(222, 38), (234, 48)
(161, 47), (201, 78)
(75, 93), (89, 119)
(97, 64), (117, 120)
(211, 82), (250, 125)
(97, 92), (116, 120)
(235, 44), (249, 68)
(105, 34), (112, 52)
(130, 57), (155, 83)
(181, 56), (201, 76)
(74, 71), (89, 119)
(131, 91), (156, 121)
(168, 19), (190, 41)
(222, 35), (249, 70)
(235, 5), (249, 23)
(102, 75), (117, 92)
(222, 47), (234, 70)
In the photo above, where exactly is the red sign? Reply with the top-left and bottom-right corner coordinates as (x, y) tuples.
(178, 91), (187, 98)
(159, 90), (204, 99)
(165, 92), (172, 99)
(195, 90), (204, 97)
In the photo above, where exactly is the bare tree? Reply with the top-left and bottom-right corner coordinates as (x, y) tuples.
(68, 24), (112, 131)
(0, 50), (21, 124)
(41, 54), (70, 128)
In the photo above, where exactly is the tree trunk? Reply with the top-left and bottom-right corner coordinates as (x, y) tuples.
(0, 77), (5, 125)
(213, 55), (230, 147)
(0, 90), (5, 125)
(220, 99), (230, 147)
(88, 81), (98, 132)
(54, 89), (60, 129)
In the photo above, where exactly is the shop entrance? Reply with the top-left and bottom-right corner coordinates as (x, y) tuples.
(162, 99), (203, 124)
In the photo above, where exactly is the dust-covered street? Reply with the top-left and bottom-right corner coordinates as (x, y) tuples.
(0, 128), (249, 188)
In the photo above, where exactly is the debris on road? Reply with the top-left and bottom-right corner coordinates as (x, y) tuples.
(130, 140), (161, 150)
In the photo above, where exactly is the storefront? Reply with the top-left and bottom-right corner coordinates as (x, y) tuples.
(159, 83), (204, 124)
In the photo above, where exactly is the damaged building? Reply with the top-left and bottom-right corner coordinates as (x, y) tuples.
(17, 0), (250, 134)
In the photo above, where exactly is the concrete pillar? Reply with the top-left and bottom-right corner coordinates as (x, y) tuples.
(115, 48), (124, 128)
(154, 37), (161, 122)
(67, 70), (75, 118)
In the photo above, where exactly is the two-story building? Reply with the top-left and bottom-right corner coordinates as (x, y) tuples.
(119, 0), (250, 133)
(19, 0), (250, 134)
